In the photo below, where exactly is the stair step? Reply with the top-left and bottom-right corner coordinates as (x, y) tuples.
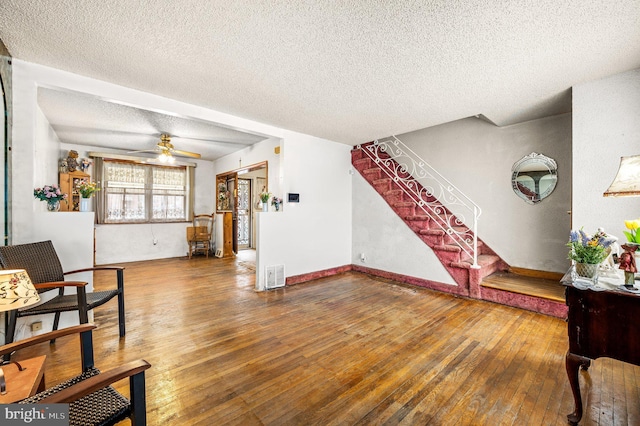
(405, 214), (431, 222)
(419, 229), (444, 236)
(372, 178), (392, 193)
(434, 244), (462, 253)
(451, 254), (500, 269)
(362, 168), (382, 180)
(392, 201), (416, 216)
(481, 272), (565, 302)
(384, 189), (404, 203)
(353, 157), (372, 170)
(351, 148), (365, 161)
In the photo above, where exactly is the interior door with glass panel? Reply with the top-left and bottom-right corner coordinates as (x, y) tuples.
(237, 178), (251, 249)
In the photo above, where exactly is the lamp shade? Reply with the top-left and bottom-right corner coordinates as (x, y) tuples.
(0, 269), (40, 313)
(604, 155), (640, 197)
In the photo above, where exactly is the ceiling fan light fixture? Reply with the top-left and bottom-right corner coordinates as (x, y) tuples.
(158, 150), (173, 163)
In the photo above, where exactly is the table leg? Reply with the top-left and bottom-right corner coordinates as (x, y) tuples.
(37, 372), (46, 393)
(566, 351), (591, 425)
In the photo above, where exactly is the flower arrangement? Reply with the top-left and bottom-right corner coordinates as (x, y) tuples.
(271, 196), (282, 211)
(260, 191), (271, 203)
(218, 183), (227, 200)
(271, 197), (282, 207)
(623, 218), (640, 244)
(77, 180), (100, 198)
(567, 228), (616, 264)
(34, 184), (68, 204)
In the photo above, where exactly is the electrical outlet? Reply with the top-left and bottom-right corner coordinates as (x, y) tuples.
(153, 239), (158, 245)
(31, 321), (43, 332)
(360, 253), (366, 263)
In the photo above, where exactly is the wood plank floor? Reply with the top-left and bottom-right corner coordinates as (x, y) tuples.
(13, 256), (640, 425)
(482, 271), (566, 302)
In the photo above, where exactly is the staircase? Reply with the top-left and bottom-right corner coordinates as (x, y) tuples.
(352, 139), (508, 298)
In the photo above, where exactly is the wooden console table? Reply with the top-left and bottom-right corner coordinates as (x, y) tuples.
(564, 282), (640, 424)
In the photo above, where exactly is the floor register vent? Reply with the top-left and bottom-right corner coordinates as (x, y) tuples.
(265, 265), (285, 289)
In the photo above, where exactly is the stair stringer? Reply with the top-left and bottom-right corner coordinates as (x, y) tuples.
(352, 144), (509, 296)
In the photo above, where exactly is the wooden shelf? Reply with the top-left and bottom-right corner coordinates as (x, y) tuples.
(59, 171), (89, 212)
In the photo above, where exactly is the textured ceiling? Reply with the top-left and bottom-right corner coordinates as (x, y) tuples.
(2, 0), (640, 150)
(37, 88), (267, 161)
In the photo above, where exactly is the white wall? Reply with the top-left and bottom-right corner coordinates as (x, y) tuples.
(352, 172), (456, 284)
(392, 114), (573, 273)
(35, 107), (61, 190)
(255, 133), (352, 290)
(573, 68), (640, 242)
(8, 64), (96, 341)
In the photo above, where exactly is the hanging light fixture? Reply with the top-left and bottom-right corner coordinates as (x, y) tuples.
(157, 148), (175, 164)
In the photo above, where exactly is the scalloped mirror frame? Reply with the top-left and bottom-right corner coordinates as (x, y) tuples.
(511, 152), (558, 205)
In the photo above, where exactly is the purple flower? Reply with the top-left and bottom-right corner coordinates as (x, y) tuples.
(579, 229), (590, 246)
(569, 230), (579, 243)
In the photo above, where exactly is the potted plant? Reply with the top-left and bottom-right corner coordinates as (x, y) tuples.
(623, 218), (640, 244)
(76, 180), (100, 212)
(567, 228), (615, 278)
(271, 196), (282, 211)
(260, 191), (271, 212)
(34, 184), (68, 211)
(620, 218), (640, 284)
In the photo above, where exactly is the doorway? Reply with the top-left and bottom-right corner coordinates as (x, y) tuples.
(237, 178), (251, 249)
(216, 161), (268, 255)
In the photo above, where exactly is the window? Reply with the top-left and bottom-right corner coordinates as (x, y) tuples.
(99, 160), (192, 223)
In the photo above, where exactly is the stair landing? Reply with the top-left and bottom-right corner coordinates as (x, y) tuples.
(479, 271), (567, 318)
(481, 272), (565, 302)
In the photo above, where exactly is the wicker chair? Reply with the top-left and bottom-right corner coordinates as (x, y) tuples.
(0, 324), (151, 426)
(0, 240), (125, 345)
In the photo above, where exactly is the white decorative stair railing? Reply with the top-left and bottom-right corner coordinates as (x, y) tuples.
(358, 136), (482, 268)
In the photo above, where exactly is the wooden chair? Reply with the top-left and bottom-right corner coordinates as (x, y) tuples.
(187, 214), (214, 258)
(0, 324), (151, 426)
(0, 240), (125, 345)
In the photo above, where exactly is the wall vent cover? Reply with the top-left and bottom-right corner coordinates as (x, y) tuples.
(265, 265), (285, 289)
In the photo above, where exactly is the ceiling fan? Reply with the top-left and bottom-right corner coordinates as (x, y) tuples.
(130, 134), (202, 163)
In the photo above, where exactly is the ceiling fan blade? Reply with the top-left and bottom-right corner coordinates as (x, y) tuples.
(173, 149), (202, 159)
(126, 149), (158, 154)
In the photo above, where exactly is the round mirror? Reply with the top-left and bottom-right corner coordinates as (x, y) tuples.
(511, 152), (557, 204)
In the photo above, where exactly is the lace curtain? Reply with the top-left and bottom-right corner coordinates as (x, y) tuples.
(94, 158), (194, 224)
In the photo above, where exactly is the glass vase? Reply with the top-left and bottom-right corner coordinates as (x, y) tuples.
(46, 200), (60, 212)
(575, 262), (598, 279)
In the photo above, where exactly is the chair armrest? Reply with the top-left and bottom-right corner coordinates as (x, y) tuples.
(33, 281), (87, 290)
(0, 324), (96, 357)
(64, 266), (125, 275)
(64, 267), (125, 292)
(38, 359), (151, 403)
